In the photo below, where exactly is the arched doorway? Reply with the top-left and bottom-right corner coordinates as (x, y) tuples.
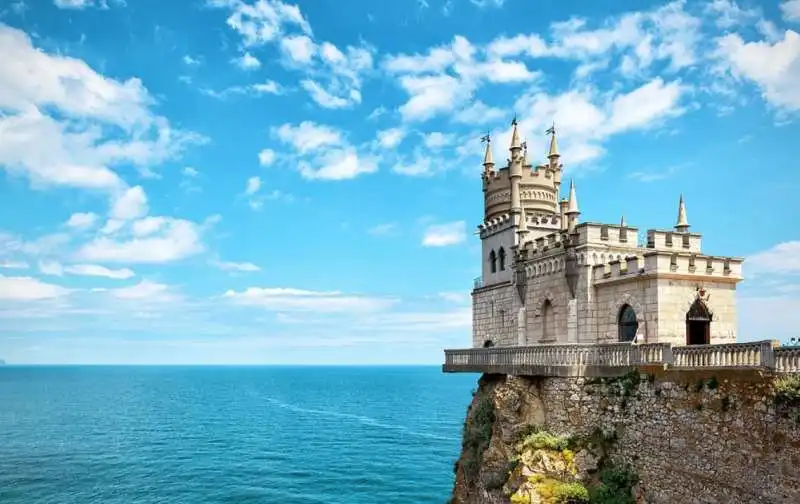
(542, 300), (555, 342)
(482, 340), (495, 348)
(618, 304), (638, 342)
(686, 299), (711, 345)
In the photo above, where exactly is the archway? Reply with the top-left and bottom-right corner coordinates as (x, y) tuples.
(618, 304), (638, 342)
(482, 340), (495, 348)
(686, 299), (711, 345)
(542, 300), (555, 342)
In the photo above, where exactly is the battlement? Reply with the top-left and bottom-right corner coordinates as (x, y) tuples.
(517, 230), (567, 262)
(646, 229), (701, 253)
(575, 222), (639, 248)
(478, 213), (513, 238)
(591, 250), (744, 283)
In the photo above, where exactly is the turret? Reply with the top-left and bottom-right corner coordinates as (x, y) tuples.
(546, 123), (562, 197)
(566, 179), (580, 233)
(508, 118), (523, 235)
(560, 199), (568, 231)
(482, 134), (494, 173)
(675, 194), (689, 233)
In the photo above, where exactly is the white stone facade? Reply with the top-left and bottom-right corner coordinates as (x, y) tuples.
(472, 123), (744, 348)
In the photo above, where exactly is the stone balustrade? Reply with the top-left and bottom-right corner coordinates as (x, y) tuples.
(443, 340), (798, 376)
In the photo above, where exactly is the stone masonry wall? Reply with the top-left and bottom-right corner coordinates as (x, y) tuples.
(472, 283), (517, 347)
(452, 368), (800, 504)
(655, 278), (738, 346)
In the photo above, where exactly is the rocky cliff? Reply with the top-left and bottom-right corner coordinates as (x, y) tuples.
(449, 370), (800, 504)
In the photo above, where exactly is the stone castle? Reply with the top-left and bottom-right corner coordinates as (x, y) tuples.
(472, 118), (744, 349)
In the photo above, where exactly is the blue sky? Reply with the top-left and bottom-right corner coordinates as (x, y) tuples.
(0, 0), (798, 364)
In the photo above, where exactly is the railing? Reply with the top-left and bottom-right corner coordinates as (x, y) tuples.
(443, 340), (797, 376)
(775, 347), (800, 373)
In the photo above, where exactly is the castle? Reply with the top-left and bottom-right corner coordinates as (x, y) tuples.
(472, 118), (744, 349)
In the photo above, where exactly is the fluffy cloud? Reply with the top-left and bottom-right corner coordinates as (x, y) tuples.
(781, 0), (800, 22)
(245, 176), (262, 196)
(109, 280), (177, 301)
(232, 52), (261, 69)
(110, 186), (148, 221)
(65, 264), (135, 279)
(0, 274), (70, 300)
(210, 0), (372, 109)
(66, 212), (99, 229)
(209, 259), (261, 272)
(200, 81), (283, 99)
(0, 24), (204, 195)
(715, 30), (800, 112)
(746, 241), (800, 274)
(223, 287), (397, 313)
(77, 218), (204, 263)
(258, 148), (276, 166)
(422, 221), (466, 247)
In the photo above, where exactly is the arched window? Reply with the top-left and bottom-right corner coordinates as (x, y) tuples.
(686, 299), (711, 345)
(498, 247), (506, 271)
(618, 304), (638, 342)
(542, 300), (555, 342)
(489, 250), (497, 273)
(483, 340), (495, 348)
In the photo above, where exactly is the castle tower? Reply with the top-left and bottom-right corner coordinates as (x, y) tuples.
(509, 118), (523, 238)
(547, 123), (562, 197)
(675, 194), (689, 233)
(566, 179), (580, 233)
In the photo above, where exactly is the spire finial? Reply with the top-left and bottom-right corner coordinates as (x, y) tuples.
(510, 115), (521, 151)
(546, 122), (559, 159)
(620, 215), (627, 227)
(675, 193), (689, 232)
(566, 178), (580, 215)
(481, 131), (494, 167)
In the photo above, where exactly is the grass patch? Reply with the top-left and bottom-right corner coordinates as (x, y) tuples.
(518, 429), (578, 452)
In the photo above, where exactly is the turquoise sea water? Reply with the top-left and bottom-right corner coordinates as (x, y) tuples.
(0, 366), (476, 504)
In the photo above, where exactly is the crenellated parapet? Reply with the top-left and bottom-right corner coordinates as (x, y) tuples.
(477, 213), (513, 238)
(591, 250), (744, 284)
(646, 229), (702, 253)
(575, 222), (639, 248)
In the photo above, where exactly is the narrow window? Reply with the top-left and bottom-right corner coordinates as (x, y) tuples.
(498, 247), (506, 271)
(489, 250), (497, 273)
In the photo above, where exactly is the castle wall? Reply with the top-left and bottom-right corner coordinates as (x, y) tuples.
(523, 263), (570, 344)
(454, 370), (800, 504)
(472, 282), (516, 347)
(481, 227), (515, 286)
(655, 278), (738, 345)
(592, 276), (658, 343)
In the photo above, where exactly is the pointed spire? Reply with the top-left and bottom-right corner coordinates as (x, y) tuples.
(547, 122), (559, 159)
(620, 215), (627, 227)
(521, 140), (531, 167)
(481, 131), (494, 170)
(675, 194), (689, 232)
(517, 207), (528, 235)
(566, 179), (580, 215)
(510, 116), (521, 151)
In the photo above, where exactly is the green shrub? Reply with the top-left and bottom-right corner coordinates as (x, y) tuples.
(775, 375), (800, 406)
(460, 395), (496, 480)
(518, 430), (576, 452)
(553, 482), (590, 503)
(589, 466), (638, 504)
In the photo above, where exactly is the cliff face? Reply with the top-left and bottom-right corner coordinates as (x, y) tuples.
(450, 370), (800, 504)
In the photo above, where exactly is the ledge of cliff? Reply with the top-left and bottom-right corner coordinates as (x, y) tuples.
(449, 370), (800, 504)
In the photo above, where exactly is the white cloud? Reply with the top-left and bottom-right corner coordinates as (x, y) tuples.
(746, 241), (800, 274)
(377, 128), (405, 148)
(132, 216), (168, 237)
(453, 101), (507, 125)
(438, 291), (470, 303)
(183, 55), (201, 66)
(206, 0), (312, 47)
(110, 185), (148, 221)
(781, 0), (800, 22)
(0, 260), (29, 269)
(53, 0), (122, 10)
(470, 0), (505, 8)
(245, 176), (261, 195)
(210, 259), (261, 272)
(422, 221), (466, 247)
(298, 149), (378, 181)
(233, 52), (261, 70)
(423, 132), (454, 149)
(300, 79), (352, 109)
(280, 35), (316, 64)
(200, 81), (283, 99)
(223, 287), (397, 313)
(0, 274), (70, 300)
(182, 166), (199, 177)
(273, 121), (342, 153)
(77, 218), (204, 263)
(715, 30), (800, 112)
(66, 212), (98, 229)
(109, 280), (176, 301)
(38, 260), (64, 276)
(64, 264), (135, 279)
(704, 0), (759, 29)
(0, 25), (204, 192)
(258, 148), (276, 166)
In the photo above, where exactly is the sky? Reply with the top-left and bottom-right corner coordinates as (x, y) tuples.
(0, 0), (799, 365)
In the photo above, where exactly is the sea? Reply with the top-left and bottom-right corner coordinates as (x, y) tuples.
(0, 366), (476, 504)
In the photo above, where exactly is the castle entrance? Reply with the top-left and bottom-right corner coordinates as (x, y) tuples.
(618, 304), (638, 342)
(685, 299), (711, 345)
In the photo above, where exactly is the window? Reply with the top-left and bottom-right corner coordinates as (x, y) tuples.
(542, 300), (555, 342)
(618, 304), (638, 342)
(498, 247), (506, 271)
(489, 250), (497, 273)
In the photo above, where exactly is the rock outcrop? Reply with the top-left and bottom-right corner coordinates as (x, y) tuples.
(450, 370), (800, 504)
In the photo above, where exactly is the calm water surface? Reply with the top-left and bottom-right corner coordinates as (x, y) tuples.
(0, 366), (475, 504)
